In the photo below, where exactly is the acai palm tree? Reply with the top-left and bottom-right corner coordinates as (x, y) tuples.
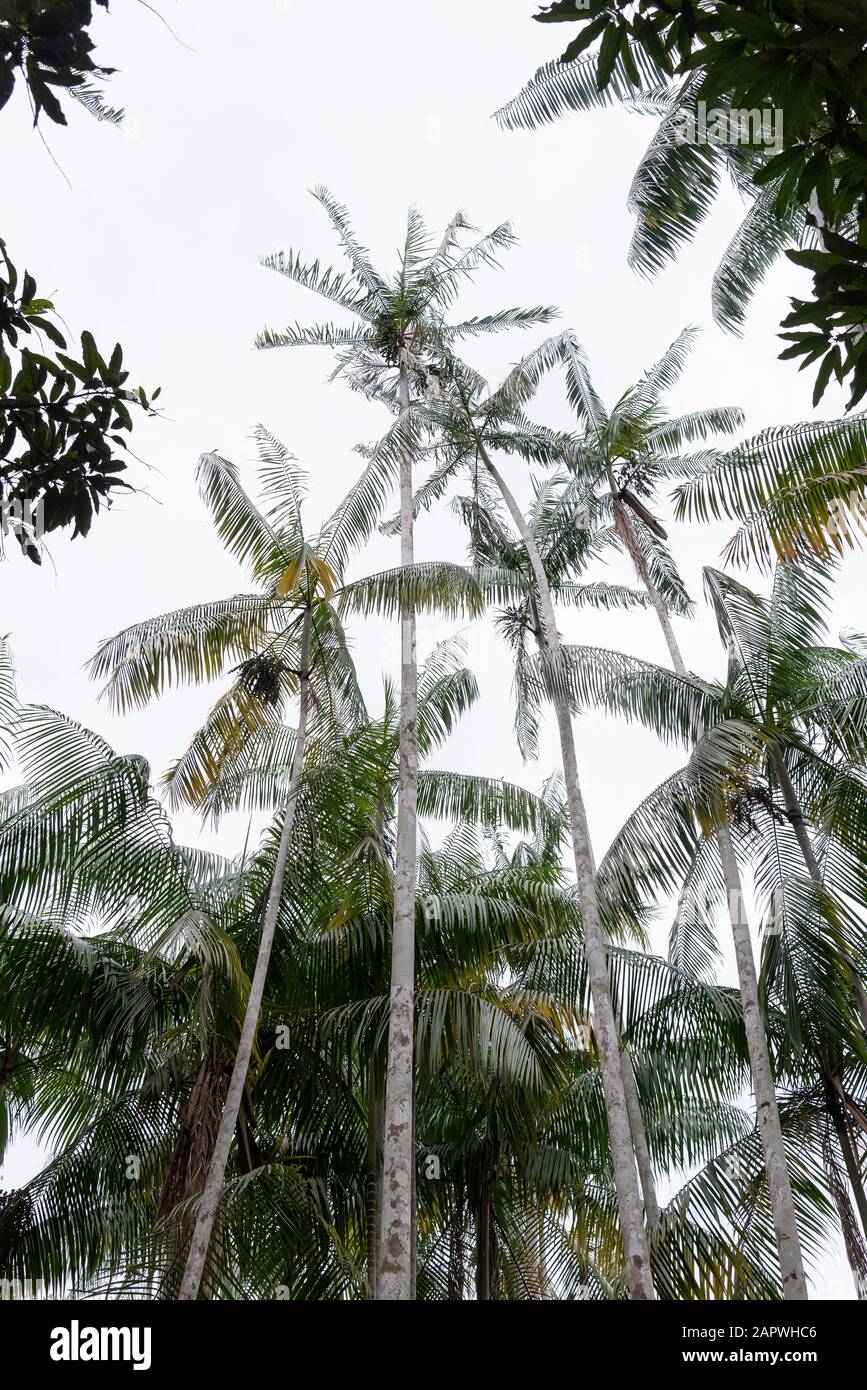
(519, 329), (816, 1298)
(563, 562), (867, 1296)
(253, 189), (556, 1297)
(376, 349), (660, 1296)
(88, 429), (370, 1297)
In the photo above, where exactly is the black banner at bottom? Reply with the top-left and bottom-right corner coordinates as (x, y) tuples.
(1, 1296), (857, 1377)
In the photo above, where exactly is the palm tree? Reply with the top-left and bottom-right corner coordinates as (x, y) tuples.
(499, 320), (867, 580)
(254, 188), (556, 1298)
(449, 459), (808, 1275)
(551, 327), (740, 645)
(451, 472), (677, 1226)
(501, 329), (813, 1299)
(538, 327), (865, 1290)
(0, 692), (267, 1298)
(173, 599), (312, 1300)
(196, 631), (570, 1294)
(88, 429), (487, 1297)
(599, 573), (867, 1292)
(88, 429), (370, 1297)
(384, 351), (659, 1296)
(560, 558), (867, 1296)
(703, 564), (867, 1275)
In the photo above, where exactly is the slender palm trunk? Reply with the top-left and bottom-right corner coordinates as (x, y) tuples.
(378, 362), (418, 1300)
(156, 1040), (229, 1297)
(767, 747), (824, 884)
(447, 1193), (466, 1299)
(615, 499), (808, 1298)
(475, 1105), (499, 1300)
(716, 821), (809, 1298)
(609, 901), (661, 1227)
(621, 1045), (660, 1227)
(537, 1203), (548, 1298)
(179, 606), (312, 1301)
(832, 1082), (867, 1240)
(366, 1075), (383, 1299)
(478, 444), (655, 1300)
(475, 1194), (491, 1301)
(410, 1084), (417, 1298)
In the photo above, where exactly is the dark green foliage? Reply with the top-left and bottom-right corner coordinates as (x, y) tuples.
(0, 0), (118, 125)
(0, 239), (157, 561)
(783, 229), (867, 408)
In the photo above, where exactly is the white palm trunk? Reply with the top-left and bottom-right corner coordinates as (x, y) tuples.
(615, 499), (808, 1299)
(378, 362), (418, 1300)
(715, 821), (808, 1298)
(179, 606), (312, 1300)
(480, 446), (656, 1300)
(621, 1045), (660, 1227)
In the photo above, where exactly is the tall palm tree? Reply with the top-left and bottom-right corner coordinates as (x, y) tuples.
(550, 330), (867, 1279)
(422, 342), (783, 1291)
(88, 429), (486, 1297)
(537, 328), (865, 1291)
(599, 580), (867, 1292)
(254, 188), (556, 1298)
(385, 352), (659, 1296)
(449, 465), (801, 1271)
(501, 329), (813, 1298)
(561, 559), (867, 1296)
(703, 564), (867, 1277)
(542, 325), (867, 580)
(88, 429), (370, 1297)
(551, 327), (740, 646)
(450, 472), (672, 1226)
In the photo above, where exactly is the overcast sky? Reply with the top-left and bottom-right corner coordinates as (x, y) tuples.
(2, 0), (863, 1297)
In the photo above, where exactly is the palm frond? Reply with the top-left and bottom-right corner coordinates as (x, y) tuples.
(493, 46), (673, 132)
(672, 417), (867, 569)
(258, 248), (372, 319)
(337, 562), (484, 622)
(0, 636), (17, 772)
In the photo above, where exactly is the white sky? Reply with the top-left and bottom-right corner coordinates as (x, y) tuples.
(2, 0), (863, 1298)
